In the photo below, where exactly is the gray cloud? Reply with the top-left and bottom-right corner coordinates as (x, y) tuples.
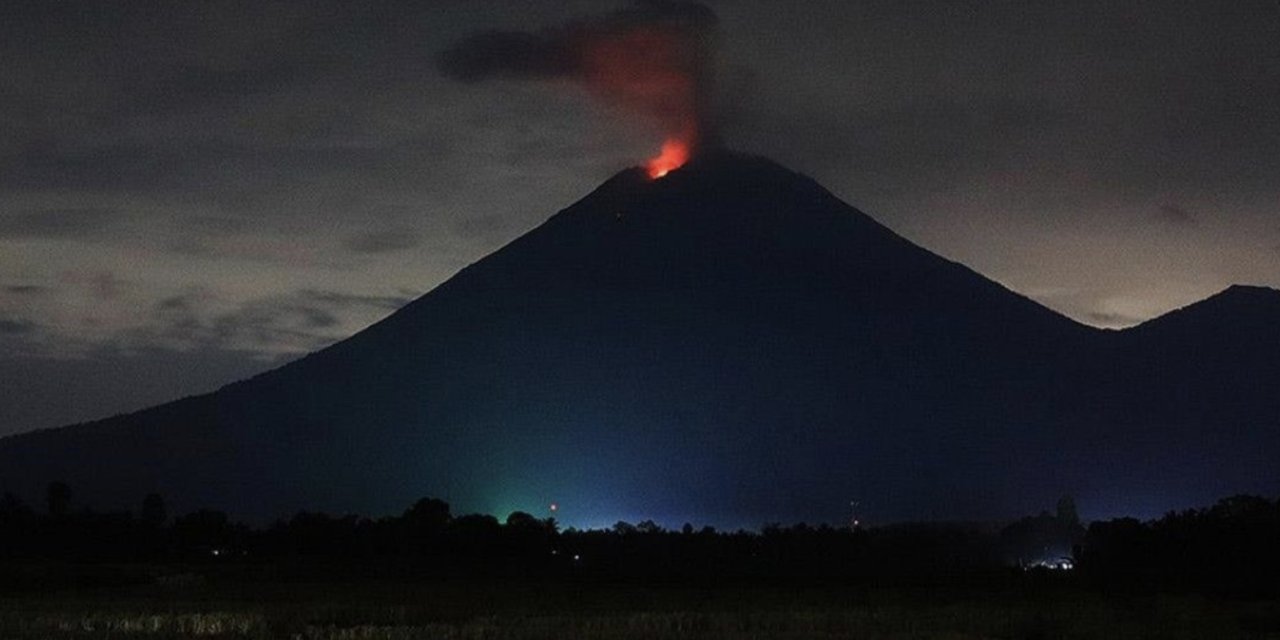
(1155, 204), (1199, 227)
(133, 287), (412, 355)
(0, 207), (122, 239)
(3, 140), (389, 194)
(0, 318), (37, 335)
(203, 300), (341, 350)
(148, 293), (334, 352)
(128, 60), (313, 117)
(156, 294), (195, 312)
(223, 304), (337, 332)
(189, 216), (249, 234)
(83, 272), (126, 301)
(1086, 311), (1145, 328)
(720, 1), (1280, 217)
(300, 289), (414, 311)
(344, 229), (424, 254)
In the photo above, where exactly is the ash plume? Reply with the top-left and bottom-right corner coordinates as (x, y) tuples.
(438, 1), (719, 153)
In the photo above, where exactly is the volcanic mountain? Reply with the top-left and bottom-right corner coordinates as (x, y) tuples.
(2, 151), (1278, 526)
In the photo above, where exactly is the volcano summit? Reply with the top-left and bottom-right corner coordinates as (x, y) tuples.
(2, 151), (1278, 527)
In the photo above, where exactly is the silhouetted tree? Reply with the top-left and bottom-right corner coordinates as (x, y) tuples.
(505, 511), (541, 530)
(1057, 495), (1080, 528)
(278, 511), (362, 556)
(46, 481), (71, 518)
(1208, 494), (1272, 520)
(404, 497), (451, 530)
(0, 492), (30, 520)
(452, 513), (500, 535)
(636, 520), (663, 534)
(5, 485), (1272, 591)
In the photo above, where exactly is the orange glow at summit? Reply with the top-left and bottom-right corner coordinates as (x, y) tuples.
(646, 139), (690, 179)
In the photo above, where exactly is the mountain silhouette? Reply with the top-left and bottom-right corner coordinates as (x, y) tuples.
(2, 151), (1277, 526)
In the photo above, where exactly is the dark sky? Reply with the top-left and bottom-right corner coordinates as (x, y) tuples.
(2, 0), (1278, 436)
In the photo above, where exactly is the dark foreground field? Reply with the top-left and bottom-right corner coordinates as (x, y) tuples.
(4, 493), (1279, 637)
(3, 569), (1279, 640)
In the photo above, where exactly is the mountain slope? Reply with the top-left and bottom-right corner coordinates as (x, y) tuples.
(1, 152), (1276, 526)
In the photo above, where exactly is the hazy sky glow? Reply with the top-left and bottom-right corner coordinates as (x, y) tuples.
(1, 0), (1278, 436)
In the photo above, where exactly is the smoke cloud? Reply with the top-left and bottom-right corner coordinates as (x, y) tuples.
(438, 1), (718, 154)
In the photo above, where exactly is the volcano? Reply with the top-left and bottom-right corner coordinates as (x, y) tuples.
(2, 151), (1278, 526)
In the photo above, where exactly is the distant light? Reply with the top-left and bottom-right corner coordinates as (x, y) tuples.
(573, 554), (581, 561)
(549, 503), (558, 512)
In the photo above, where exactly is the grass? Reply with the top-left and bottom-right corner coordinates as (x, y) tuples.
(1, 570), (1278, 639)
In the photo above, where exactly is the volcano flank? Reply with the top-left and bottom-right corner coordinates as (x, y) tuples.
(2, 151), (1278, 527)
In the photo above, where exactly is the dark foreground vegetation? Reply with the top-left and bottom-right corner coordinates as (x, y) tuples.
(3, 487), (1280, 638)
(4, 576), (1280, 639)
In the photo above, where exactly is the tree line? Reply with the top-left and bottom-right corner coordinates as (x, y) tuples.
(2, 483), (1277, 593)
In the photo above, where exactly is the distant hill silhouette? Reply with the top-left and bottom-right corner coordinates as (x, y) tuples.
(1, 150), (1277, 526)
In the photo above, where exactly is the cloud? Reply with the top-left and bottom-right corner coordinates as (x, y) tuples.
(1086, 311), (1145, 328)
(1155, 204), (1199, 227)
(57, 271), (127, 301)
(148, 296), (338, 354)
(0, 318), (37, 335)
(726, 94), (1082, 197)
(343, 229), (423, 254)
(188, 216), (249, 234)
(218, 304), (337, 332)
(300, 289), (413, 311)
(128, 287), (413, 356)
(3, 285), (46, 295)
(0, 207), (123, 239)
(129, 60), (312, 116)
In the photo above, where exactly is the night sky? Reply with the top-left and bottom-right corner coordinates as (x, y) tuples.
(2, 0), (1278, 437)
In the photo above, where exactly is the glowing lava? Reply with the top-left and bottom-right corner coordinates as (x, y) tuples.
(646, 139), (689, 179)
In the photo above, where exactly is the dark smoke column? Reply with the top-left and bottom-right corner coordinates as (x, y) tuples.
(437, 1), (719, 171)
